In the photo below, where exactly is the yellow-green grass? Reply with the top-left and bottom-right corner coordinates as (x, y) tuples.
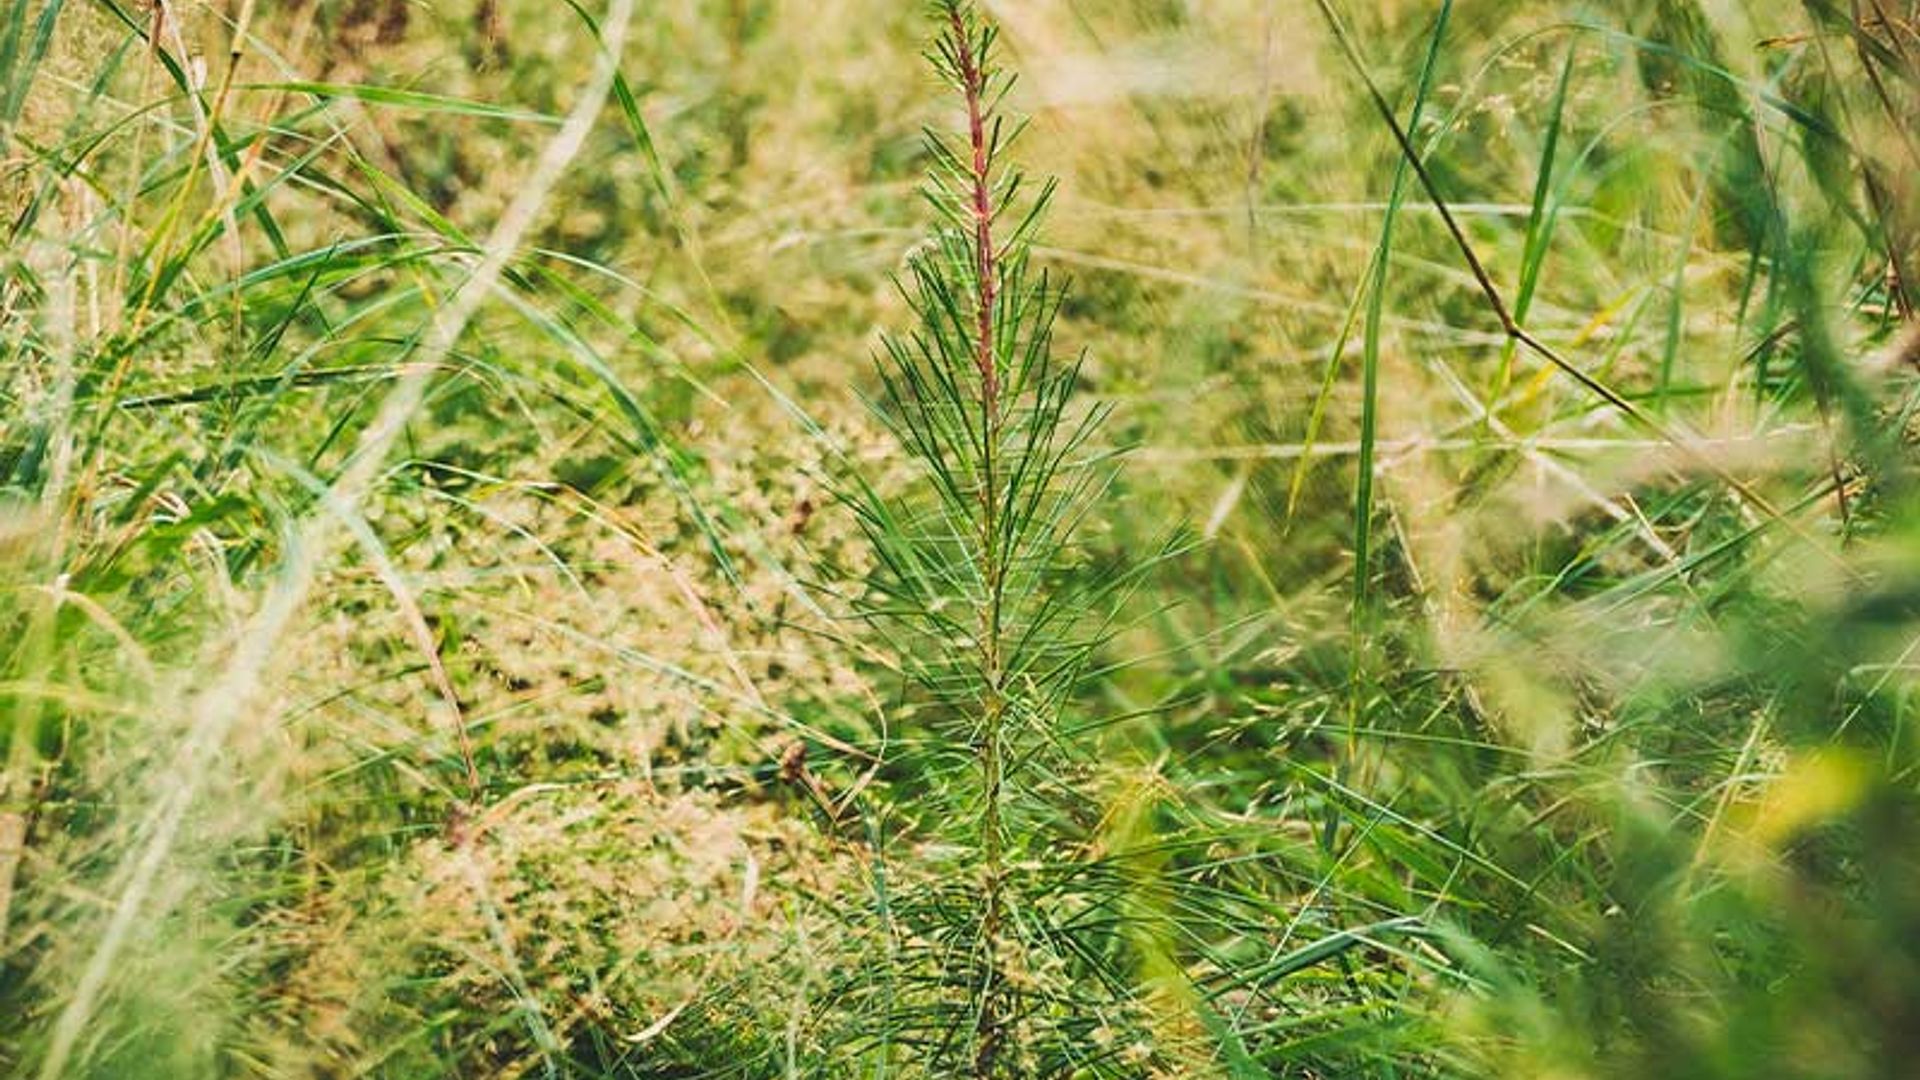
(1, 0), (1916, 1076)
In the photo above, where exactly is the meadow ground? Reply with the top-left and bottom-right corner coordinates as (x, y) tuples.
(2, 1), (1918, 1076)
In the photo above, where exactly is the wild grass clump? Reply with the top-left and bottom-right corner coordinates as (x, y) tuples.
(2, 0), (1919, 1077)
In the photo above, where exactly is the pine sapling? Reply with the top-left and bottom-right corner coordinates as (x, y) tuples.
(836, 3), (1178, 1073)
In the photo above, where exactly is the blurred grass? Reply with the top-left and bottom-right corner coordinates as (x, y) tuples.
(1, 0), (1917, 1076)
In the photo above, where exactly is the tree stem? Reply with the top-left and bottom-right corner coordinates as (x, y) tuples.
(949, 9), (1008, 1075)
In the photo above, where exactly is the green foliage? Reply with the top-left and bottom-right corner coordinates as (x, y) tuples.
(829, 5), (1184, 1072)
(2, 0), (1920, 1077)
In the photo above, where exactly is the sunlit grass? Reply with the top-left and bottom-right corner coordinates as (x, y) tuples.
(2, 0), (1917, 1076)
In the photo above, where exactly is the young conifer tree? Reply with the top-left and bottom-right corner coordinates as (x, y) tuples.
(835, 2), (1178, 1073)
